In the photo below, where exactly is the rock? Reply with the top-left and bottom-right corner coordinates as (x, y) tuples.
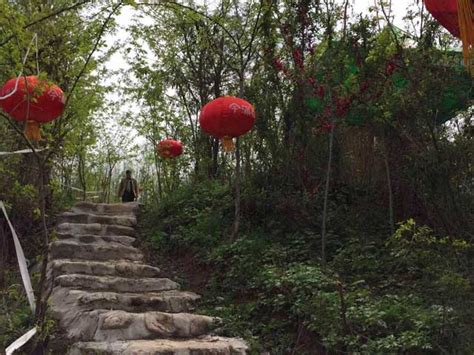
(59, 211), (137, 227)
(101, 310), (134, 329)
(50, 287), (199, 313)
(69, 337), (249, 355)
(93, 311), (215, 341)
(56, 233), (136, 246)
(50, 240), (143, 262)
(57, 222), (137, 237)
(72, 201), (138, 216)
(53, 308), (215, 342)
(51, 260), (160, 277)
(55, 274), (180, 293)
(75, 289), (200, 313)
(46, 202), (248, 353)
(143, 312), (214, 338)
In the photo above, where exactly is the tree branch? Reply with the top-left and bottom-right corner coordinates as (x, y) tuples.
(43, 1), (123, 161)
(64, 0), (124, 110)
(138, 1), (240, 49)
(0, 0), (92, 47)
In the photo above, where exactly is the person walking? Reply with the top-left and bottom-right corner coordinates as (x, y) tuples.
(118, 170), (139, 202)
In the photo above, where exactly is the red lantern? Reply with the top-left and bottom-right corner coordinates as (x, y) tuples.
(0, 76), (65, 141)
(199, 96), (256, 152)
(157, 138), (183, 158)
(424, 0), (473, 74)
(424, 0), (460, 37)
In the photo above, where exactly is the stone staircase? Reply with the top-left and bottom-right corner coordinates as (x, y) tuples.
(47, 202), (248, 354)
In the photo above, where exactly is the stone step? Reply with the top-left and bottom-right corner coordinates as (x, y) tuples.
(68, 337), (248, 354)
(56, 233), (136, 246)
(50, 241), (143, 262)
(51, 259), (160, 278)
(76, 290), (200, 313)
(55, 274), (180, 293)
(72, 201), (138, 216)
(57, 222), (137, 237)
(51, 287), (200, 313)
(57, 309), (215, 342)
(59, 211), (137, 227)
(48, 202), (249, 353)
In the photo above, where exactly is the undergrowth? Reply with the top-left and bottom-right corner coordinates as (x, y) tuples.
(140, 180), (474, 354)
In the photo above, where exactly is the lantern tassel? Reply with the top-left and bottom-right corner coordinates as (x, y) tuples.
(221, 136), (235, 152)
(24, 121), (42, 141)
(457, 0), (474, 76)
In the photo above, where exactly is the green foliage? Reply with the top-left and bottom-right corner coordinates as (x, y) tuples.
(0, 274), (35, 349)
(143, 181), (233, 253)
(142, 183), (473, 353)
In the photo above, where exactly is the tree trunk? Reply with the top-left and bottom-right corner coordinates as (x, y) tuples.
(0, 225), (6, 290)
(384, 152), (395, 235)
(321, 121), (335, 264)
(211, 137), (219, 178)
(33, 158), (51, 353)
(78, 151), (86, 201)
(229, 138), (241, 242)
(229, 70), (245, 241)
